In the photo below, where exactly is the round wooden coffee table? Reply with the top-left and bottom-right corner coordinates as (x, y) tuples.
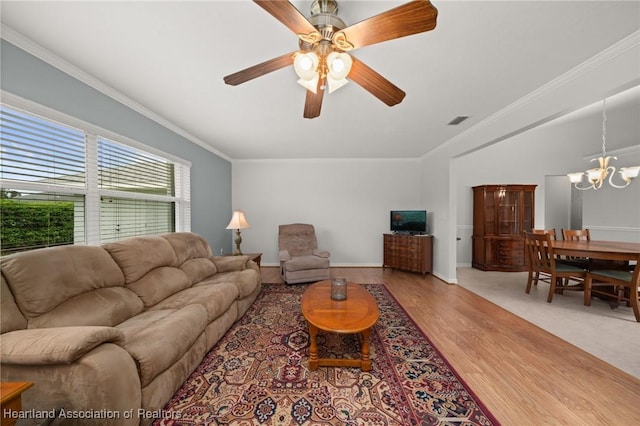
(301, 280), (379, 371)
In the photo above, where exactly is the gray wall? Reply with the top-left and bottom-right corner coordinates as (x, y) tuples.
(0, 40), (233, 252)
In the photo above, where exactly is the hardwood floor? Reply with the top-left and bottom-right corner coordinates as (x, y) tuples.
(261, 266), (640, 425)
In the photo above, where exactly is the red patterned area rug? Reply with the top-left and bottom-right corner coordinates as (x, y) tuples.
(154, 283), (499, 425)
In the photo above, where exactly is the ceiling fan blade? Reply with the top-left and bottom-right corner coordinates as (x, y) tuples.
(254, 0), (318, 36)
(223, 52), (295, 86)
(348, 58), (406, 106)
(335, 0), (438, 50)
(303, 79), (325, 119)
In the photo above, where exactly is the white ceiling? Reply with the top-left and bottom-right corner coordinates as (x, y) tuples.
(1, 1), (639, 160)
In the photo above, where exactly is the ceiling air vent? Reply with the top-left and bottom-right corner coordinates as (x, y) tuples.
(448, 116), (469, 125)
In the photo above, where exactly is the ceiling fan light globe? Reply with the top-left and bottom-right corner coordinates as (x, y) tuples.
(327, 75), (349, 93)
(297, 74), (319, 93)
(294, 52), (319, 80)
(327, 52), (352, 80)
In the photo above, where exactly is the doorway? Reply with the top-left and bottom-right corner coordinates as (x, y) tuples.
(544, 175), (582, 232)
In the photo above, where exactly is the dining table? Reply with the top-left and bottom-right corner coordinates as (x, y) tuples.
(551, 240), (640, 262)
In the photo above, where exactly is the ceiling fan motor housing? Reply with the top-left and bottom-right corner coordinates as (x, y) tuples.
(300, 0), (347, 52)
(310, 0), (339, 15)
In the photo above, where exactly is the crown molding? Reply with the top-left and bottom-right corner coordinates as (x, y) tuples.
(1, 24), (232, 162)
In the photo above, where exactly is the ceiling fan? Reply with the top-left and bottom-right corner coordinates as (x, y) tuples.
(223, 0), (438, 119)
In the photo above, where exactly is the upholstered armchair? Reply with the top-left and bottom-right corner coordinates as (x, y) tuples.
(278, 223), (331, 284)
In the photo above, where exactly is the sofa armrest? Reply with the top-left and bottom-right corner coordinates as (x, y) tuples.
(313, 249), (330, 258)
(212, 255), (249, 272)
(279, 250), (291, 262)
(1, 326), (125, 365)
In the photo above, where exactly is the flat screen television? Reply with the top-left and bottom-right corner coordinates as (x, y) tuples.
(390, 210), (428, 234)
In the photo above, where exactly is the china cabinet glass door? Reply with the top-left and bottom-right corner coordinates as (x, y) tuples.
(497, 188), (520, 235)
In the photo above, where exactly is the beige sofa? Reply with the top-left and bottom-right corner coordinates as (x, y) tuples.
(0, 232), (261, 425)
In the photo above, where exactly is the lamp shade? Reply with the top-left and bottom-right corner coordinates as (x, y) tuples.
(621, 166), (640, 179)
(226, 211), (249, 230)
(586, 168), (603, 184)
(567, 172), (584, 184)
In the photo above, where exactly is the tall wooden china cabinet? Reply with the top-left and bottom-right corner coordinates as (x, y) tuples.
(472, 184), (536, 272)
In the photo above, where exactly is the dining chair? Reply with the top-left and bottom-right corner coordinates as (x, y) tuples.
(584, 254), (640, 322)
(527, 229), (558, 287)
(561, 228), (591, 242)
(560, 228), (592, 269)
(532, 228), (557, 240)
(524, 232), (587, 303)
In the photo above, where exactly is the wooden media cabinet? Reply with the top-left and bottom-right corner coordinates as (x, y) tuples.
(383, 233), (433, 276)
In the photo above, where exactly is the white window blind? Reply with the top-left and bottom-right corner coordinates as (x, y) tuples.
(98, 136), (174, 196)
(100, 197), (174, 243)
(0, 106), (85, 187)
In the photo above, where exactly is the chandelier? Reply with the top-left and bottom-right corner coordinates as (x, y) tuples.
(567, 98), (640, 190)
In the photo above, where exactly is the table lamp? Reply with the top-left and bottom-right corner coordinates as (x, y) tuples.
(226, 210), (250, 255)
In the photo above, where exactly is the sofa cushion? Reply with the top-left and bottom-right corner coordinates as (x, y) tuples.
(117, 305), (207, 387)
(126, 266), (191, 308)
(161, 232), (213, 265)
(1, 326), (125, 365)
(198, 269), (261, 299)
(179, 258), (217, 285)
(147, 282), (238, 322)
(0, 245), (125, 319)
(104, 236), (177, 283)
(161, 233), (218, 284)
(29, 287), (144, 329)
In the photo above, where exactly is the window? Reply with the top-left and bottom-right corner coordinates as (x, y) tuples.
(0, 102), (190, 255)
(97, 136), (178, 243)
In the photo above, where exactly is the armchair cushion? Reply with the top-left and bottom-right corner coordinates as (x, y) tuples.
(282, 255), (330, 272)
